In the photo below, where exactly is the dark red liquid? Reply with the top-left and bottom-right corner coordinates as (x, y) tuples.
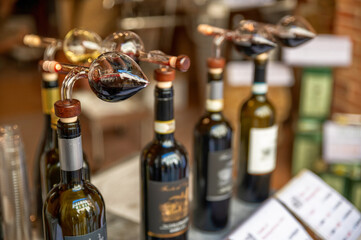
(234, 43), (275, 57)
(89, 72), (148, 102)
(277, 37), (312, 47)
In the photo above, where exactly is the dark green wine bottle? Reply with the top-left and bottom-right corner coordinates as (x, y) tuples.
(237, 54), (278, 203)
(40, 109), (91, 203)
(33, 72), (60, 229)
(43, 99), (106, 240)
(141, 69), (189, 240)
(193, 58), (232, 231)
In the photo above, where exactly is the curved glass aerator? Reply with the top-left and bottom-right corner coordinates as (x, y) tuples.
(101, 31), (191, 72)
(198, 15), (316, 57)
(198, 21), (276, 57)
(40, 52), (149, 102)
(264, 15), (316, 47)
(23, 28), (102, 64)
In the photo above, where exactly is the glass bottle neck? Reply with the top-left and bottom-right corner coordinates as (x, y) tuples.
(57, 120), (84, 180)
(206, 69), (224, 113)
(41, 79), (59, 115)
(154, 86), (175, 144)
(155, 132), (175, 143)
(252, 60), (268, 96)
(61, 169), (83, 185)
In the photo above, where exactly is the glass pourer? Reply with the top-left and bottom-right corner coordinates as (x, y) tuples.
(198, 15), (316, 57)
(101, 31), (191, 72)
(40, 52), (149, 102)
(23, 28), (102, 64)
(198, 21), (276, 57)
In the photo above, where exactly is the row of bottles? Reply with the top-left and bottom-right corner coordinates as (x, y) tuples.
(192, 15), (315, 233)
(22, 15), (315, 240)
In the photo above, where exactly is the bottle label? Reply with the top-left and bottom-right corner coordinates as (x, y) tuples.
(252, 83), (268, 95)
(207, 149), (233, 201)
(154, 120), (175, 134)
(41, 88), (59, 114)
(64, 224), (107, 240)
(248, 125), (278, 174)
(147, 178), (189, 238)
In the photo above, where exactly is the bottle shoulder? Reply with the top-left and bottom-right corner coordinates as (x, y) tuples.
(195, 112), (232, 138)
(44, 181), (105, 216)
(240, 95), (275, 119)
(195, 112), (232, 130)
(141, 139), (188, 165)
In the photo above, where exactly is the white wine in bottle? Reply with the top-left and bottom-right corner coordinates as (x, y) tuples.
(43, 100), (106, 240)
(237, 54), (278, 203)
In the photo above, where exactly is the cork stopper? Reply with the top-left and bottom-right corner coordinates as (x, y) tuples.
(23, 34), (41, 47)
(54, 99), (81, 118)
(154, 68), (176, 82)
(41, 60), (62, 73)
(207, 58), (225, 69)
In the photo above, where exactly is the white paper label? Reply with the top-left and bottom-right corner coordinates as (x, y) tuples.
(248, 125), (278, 174)
(227, 198), (312, 240)
(276, 170), (361, 240)
(323, 121), (361, 164)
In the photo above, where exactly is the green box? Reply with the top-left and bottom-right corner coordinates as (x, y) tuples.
(351, 181), (361, 211)
(299, 68), (333, 119)
(292, 119), (322, 175)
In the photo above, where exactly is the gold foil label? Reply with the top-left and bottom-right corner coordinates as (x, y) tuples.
(41, 88), (60, 114)
(147, 178), (189, 238)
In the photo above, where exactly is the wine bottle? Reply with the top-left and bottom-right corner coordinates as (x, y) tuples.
(40, 109), (91, 203)
(33, 72), (60, 227)
(193, 58), (233, 231)
(43, 99), (106, 240)
(237, 54), (278, 203)
(140, 68), (189, 240)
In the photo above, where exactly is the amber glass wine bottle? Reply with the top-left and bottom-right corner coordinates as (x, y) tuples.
(193, 58), (232, 231)
(140, 68), (189, 240)
(33, 72), (60, 227)
(43, 100), (106, 240)
(237, 54), (278, 203)
(40, 110), (91, 203)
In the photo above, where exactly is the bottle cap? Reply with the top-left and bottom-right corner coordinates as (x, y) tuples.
(54, 99), (81, 118)
(173, 55), (190, 72)
(154, 68), (176, 82)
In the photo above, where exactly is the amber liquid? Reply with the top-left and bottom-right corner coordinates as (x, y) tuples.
(89, 73), (147, 102)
